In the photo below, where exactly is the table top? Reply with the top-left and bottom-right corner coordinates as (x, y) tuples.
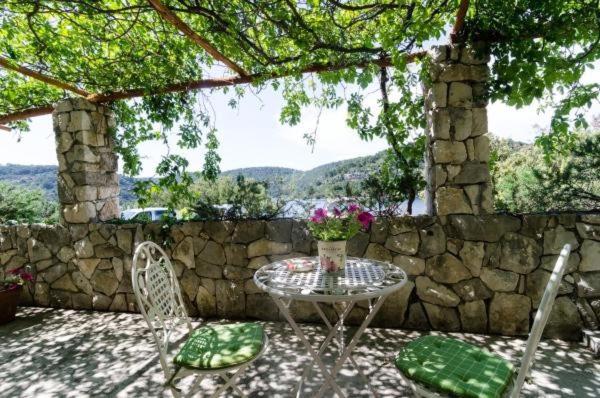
(253, 257), (407, 302)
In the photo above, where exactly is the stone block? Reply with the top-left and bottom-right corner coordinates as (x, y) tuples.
(404, 302), (430, 330)
(435, 187), (471, 216)
(347, 231), (369, 257)
(173, 237), (195, 269)
(575, 272), (600, 298)
(56, 133), (73, 153)
(224, 244), (249, 267)
(418, 223), (446, 257)
(438, 64), (473, 82)
(448, 82), (472, 108)
(480, 267), (519, 292)
(466, 139), (475, 161)
(265, 219), (292, 243)
(577, 222), (600, 241)
(364, 243), (393, 262)
(459, 300), (487, 333)
(473, 135), (490, 162)
(384, 231), (420, 255)
(233, 221), (265, 243)
(370, 218), (388, 244)
(63, 202), (96, 224)
(223, 265), (253, 280)
(247, 239), (291, 258)
(246, 294), (279, 321)
(458, 241), (485, 277)
(431, 83), (447, 108)
(489, 293), (531, 336)
(216, 279), (245, 318)
(51, 274), (79, 292)
(452, 278), (492, 302)
(416, 276), (460, 306)
(432, 140), (467, 164)
(27, 238), (52, 263)
(580, 240), (600, 272)
(447, 214), (521, 242)
(431, 165), (447, 188)
(423, 303), (461, 332)
(67, 110), (92, 132)
(393, 254), (425, 275)
(374, 280), (414, 327)
(77, 258), (101, 279)
(197, 241), (226, 265)
(543, 297), (583, 341)
(432, 109), (450, 139)
(530, 269), (574, 307)
(203, 221), (234, 243)
(452, 162), (490, 184)
(543, 226), (579, 254)
(449, 109), (472, 141)
(498, 232), (542, 274)
(425, 253), (471, 284)
(91, 269), (119, 296)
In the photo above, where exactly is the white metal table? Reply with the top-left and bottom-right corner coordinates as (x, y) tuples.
(254, 257), (407, 398)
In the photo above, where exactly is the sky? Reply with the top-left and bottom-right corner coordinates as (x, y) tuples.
(1, 68), (599, 177)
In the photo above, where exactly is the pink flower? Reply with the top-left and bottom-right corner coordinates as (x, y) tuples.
(310, 208), (328, 223)
(21, 272), (34, 282)
(348, 203), (360, 213)
(333, 207), (342, 217)
(357, 211), (374, 228)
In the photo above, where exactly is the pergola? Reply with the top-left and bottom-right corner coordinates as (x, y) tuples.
(0, 0), (469, 128)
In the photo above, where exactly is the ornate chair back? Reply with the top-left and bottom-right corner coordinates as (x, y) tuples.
(132, 241), (192, 379)
(509, 243), (571, 398)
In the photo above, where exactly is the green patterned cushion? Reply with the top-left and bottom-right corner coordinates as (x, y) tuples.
(395, 336), (514, 398)
(174, 323), (264, 370)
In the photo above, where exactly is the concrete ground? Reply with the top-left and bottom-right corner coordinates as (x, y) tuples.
(0, 308), (598, 398)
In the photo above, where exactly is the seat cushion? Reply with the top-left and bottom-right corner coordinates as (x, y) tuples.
(174, 322), (264, 370)
(395, 335), (514, 398)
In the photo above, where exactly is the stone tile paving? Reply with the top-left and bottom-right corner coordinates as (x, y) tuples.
(0, 307), (598, 397)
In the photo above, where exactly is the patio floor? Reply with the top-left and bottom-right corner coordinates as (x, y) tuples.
(0, 308), (598, 398)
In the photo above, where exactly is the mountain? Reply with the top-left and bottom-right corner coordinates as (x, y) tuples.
(0, 164), (139, 203)
(0, 135), (531, 204)
(220, 151), (387, 199)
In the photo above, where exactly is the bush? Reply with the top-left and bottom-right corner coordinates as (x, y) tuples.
(192, 175), (284, 220)
(0, 182), (58, 224)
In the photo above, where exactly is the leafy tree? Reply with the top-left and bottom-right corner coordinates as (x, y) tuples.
(493, 132), (600, 212)
(1, 1), (599, 208)
(0, 182), (58, 224)
(192, 175), (283, 220)
(360, 147), (425, 216)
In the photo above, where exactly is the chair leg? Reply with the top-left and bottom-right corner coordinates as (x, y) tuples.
(185, 374), (206, 398)
(210, 364), (249, 397)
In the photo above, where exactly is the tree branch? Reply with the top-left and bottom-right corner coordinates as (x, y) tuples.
(0, 56), (90, 97)
(0, 51), (427, 124)
(450, 0), (469, 43)
(146, 0), (248, 76)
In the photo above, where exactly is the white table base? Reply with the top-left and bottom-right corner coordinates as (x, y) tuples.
(271, 295), (388, 398)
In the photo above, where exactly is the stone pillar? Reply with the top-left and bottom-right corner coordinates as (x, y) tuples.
(424, 43), (493, 216)
(53, 98), (120, 225)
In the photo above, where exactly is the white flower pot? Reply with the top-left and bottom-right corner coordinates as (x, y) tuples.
(317, 240), (347, 273)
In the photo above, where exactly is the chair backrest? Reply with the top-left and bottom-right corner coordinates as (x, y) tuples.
(509, 243), (571, 398)
(132, 241), (192, 378)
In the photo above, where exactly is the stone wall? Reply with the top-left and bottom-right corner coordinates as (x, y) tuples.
(2, 213), (599, 340)
(53, 98), (120, 224)
(424, 43), (493, 215)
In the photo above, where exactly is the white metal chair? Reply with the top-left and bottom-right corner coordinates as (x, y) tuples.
(395, 244), (572, 398)
(132, 241), (269, 397)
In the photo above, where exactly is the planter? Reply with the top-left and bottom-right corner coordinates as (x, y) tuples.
(317, 240), (347, 273)
(0, 285), (22, 325)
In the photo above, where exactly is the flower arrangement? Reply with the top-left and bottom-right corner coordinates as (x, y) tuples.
(307, 204), (374, 241)
(1, 267), (34, 292)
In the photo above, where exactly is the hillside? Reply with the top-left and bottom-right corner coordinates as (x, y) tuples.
(0, 164), (139, 203)
(0, 135), (532, 204)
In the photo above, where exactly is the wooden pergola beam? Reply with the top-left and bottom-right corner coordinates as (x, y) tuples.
(0, 56), (90, 97)
(450, 0), (470, 43)
(147, 0), (248, 77)
(0, 125), (10, 131)
(0, 105), (55, 125)
(0, 51), (426, 124)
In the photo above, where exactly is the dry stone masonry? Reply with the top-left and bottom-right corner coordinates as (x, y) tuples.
(53, 98), (120, 225)
(424, 44), (493, 216)
(1, 213), (599, 341)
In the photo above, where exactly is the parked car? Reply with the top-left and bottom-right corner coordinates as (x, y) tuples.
(121, 207), (173, 222)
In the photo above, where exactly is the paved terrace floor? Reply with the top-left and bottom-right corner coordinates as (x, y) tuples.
(0, 308), (598, 398)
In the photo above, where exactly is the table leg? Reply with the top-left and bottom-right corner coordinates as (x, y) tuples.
(271, 295), (347, 398)
(315, 295), (387, 398)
